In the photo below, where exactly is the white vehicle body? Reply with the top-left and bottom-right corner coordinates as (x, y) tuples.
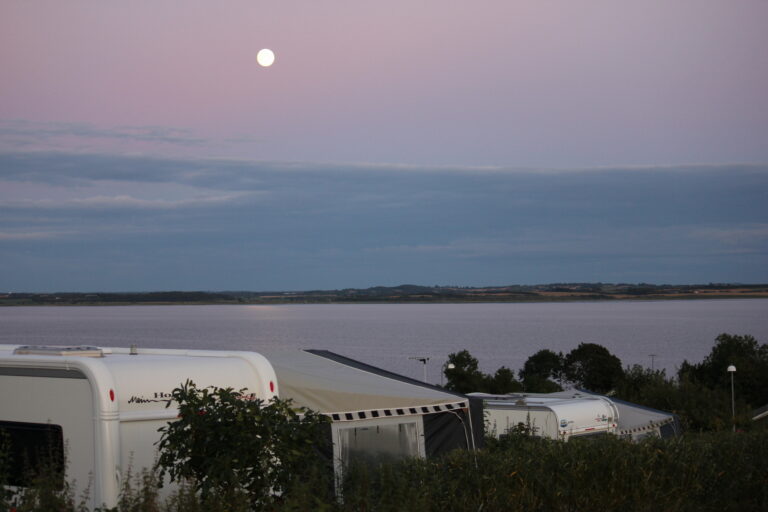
(0, 345), (278, 510)
(475, 394), (619, 440)
(541, 390), (682, 441)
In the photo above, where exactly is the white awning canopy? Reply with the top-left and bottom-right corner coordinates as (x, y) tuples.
(265, 350), (467, 419)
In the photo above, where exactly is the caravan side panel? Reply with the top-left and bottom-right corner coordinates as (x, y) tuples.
(109, 356), (274, 478)
(0, 368), (96, 506)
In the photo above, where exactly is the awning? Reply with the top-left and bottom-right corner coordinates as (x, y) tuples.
(265, 350), (467, 419)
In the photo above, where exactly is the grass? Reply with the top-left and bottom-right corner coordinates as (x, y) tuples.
(4, 431), (767, 511)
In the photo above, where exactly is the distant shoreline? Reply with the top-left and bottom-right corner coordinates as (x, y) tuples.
(3, 283), (768, 306)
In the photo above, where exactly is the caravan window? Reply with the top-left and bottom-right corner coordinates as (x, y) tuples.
(0, 421), (65, 487)
(338, 421), (420, 467)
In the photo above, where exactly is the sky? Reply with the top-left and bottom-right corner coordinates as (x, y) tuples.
(1, 1), (767, 292)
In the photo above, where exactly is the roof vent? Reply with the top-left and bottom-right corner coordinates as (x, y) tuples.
(14, 345), (104, 357)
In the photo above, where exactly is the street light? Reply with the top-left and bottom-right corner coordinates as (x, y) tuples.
(409, 356), (430, 383)
(441, 361), (455, 387)
(727, 364), (736, 432)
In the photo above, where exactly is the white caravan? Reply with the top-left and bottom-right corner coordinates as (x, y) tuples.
(0, 345), (278, 510)
(472, 393), (619, 440)
(538, 390), (682, 441)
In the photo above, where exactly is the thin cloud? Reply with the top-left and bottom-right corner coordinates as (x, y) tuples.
(4, 149), (766, 184)
(0, 230), (79, 240)
(0, 119), (205, 147)
(0, 192), (256, 211)
(362, 225), (768, 260)
(690, 224), (768, 246)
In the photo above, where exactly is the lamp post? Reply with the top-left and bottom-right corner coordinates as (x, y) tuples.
(409, 356), (430, 383)
(441, 362), (455, 387)
(727, 364), (736, 433)
(649, 354), (657, 371)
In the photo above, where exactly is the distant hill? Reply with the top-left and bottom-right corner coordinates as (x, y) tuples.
(3, 283), (768, 306)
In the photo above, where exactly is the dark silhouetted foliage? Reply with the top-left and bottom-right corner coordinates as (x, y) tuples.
(678, 333), (768, 407)
(484, 366), (523, 394)
(519, 349), (565, 392)
(444, 350), (486, 393)
(444, 351), (522, 393)
(563, 342), (624, 393)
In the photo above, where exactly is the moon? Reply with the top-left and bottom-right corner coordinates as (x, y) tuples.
(257, 48), (275, 67)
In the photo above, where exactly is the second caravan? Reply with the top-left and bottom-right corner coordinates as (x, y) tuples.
(472, 392), (619, 440)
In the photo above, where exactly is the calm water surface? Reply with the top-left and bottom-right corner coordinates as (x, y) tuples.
(1, 300), (766, 383)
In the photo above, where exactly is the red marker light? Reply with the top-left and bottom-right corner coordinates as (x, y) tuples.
(269, 381), (275, 393)
(109, 389), (115, 402)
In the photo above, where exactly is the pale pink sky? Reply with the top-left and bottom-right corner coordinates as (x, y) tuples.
(2, 2), (768, 291)
(2, 0), (767, 166)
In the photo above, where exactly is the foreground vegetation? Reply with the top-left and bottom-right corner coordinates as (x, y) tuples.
(3, 431), (767, 511)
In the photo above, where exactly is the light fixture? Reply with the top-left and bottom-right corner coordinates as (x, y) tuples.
(727, 364), (736, 432)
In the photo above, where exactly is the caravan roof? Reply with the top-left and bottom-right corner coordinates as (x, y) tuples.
(488, 390), (681, 439)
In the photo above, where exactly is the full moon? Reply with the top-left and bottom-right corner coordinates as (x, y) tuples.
(257, 48), (275, 67)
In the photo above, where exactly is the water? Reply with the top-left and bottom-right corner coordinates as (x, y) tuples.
(1, 299), (766, 383)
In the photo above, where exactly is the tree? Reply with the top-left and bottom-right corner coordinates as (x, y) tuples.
(563, 343), (624, 393)
(614, 364), (669, 404)
(519, 349), (564, 392)
(678, 333), (768, 407)
(444, 351), (522, 394)
(485, 366), (523, 394)
(156, 380), (330, 508)
(614, 364), (754, 432)
(444, 350), (487, 393)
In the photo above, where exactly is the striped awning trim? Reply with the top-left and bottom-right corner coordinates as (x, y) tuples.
(619, 417), (674, 435)
(325, 400), (468, 422)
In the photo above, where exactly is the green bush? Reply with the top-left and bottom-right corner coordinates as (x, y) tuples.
(155, 380), (331, 509)
(339, 432), (768, 512)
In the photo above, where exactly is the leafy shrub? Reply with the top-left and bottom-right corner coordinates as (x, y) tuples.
(155, 380), (331, 509)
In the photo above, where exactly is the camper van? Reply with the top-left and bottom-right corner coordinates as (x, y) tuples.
(0, 344), (278, 509)
(473, 393), (619, 440)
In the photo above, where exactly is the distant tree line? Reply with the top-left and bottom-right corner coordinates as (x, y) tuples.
(443, 333), (768, 432)
(1, 291), (237, 305)
(4, 282), (767, 306)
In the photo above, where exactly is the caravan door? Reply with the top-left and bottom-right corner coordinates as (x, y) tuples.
(332, 416), (426, 479)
